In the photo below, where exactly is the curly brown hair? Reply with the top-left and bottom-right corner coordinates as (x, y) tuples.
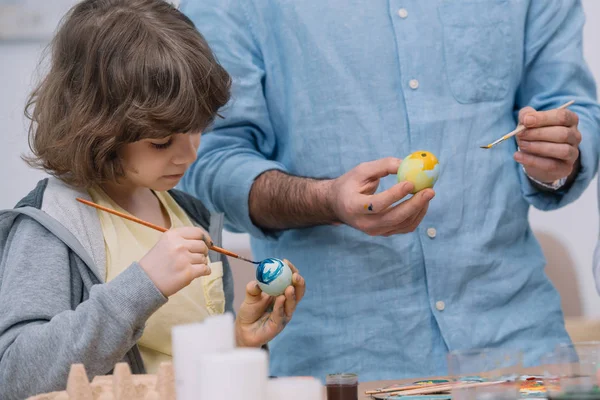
(23, 0), (231, 188)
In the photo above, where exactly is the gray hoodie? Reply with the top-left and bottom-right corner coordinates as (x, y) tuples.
(0, 177), (234, 400)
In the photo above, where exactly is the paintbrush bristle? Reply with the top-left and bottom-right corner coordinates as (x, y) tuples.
(238, 255), (261, 264)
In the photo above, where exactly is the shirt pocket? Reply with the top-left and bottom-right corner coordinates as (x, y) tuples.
(201, 261), (226, 315)
(438, 0), (514, 103)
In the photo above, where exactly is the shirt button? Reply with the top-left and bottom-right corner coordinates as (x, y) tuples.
(436, 301), (445, 311)
(398, 8), (408, 18)
(409, 79), (419, 89)
(427, 227), (437, 238)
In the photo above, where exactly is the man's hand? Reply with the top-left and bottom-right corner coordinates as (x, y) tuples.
(514, 105), (582, 184)
(328, 157), (435, 236)
(249, 158), (434, 236)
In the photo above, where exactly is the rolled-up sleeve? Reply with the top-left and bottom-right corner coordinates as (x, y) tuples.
(516, 0), (600, 211)
(180, 0), (287, 239)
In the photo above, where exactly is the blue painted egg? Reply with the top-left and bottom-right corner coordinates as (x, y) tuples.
(256, 258), (293, 296)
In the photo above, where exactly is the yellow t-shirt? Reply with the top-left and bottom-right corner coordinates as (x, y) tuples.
(87, 187), (225, 374)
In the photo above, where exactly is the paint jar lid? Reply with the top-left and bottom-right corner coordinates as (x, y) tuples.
(326, 373), (358, 386)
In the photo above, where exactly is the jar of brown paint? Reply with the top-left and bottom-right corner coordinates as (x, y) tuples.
(326, 373), (358, 400)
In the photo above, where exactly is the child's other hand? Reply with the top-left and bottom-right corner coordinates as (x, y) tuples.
(235, 259), (306, 347)
(139, 227), (212, 297)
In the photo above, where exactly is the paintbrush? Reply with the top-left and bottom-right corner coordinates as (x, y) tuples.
(367, 380), (507, 397)
(365, 382), (444, 395)
(75, 197), (260, 265)
(480, 100), (575, 149)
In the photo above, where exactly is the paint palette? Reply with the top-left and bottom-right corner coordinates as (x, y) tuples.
(519, 376), (553, 399)
(256, 258), (293, 296)
(369, 376), (551, 400)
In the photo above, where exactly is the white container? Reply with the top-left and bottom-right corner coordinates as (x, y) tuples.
(198, 348), (269, 399)
(171, 313), (235, 400)
(267, 377), (324, 400)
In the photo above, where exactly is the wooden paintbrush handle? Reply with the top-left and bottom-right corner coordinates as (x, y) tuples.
(76, 198), (168, 232)
(504, 124), (526, 140)
(510, 100), (574, 139)
(209, 244), (240, 258)
(75, 197), (250, 263)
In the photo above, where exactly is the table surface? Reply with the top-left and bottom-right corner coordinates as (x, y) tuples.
(356, 367), (547, 399)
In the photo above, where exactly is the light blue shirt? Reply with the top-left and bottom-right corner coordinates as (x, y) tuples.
(180, 0), (600, 381)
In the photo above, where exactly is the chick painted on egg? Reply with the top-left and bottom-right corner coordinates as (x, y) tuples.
(256, 258), (293, 296)
(397, 150), (440, 194)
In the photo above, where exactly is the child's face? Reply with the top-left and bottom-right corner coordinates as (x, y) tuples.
(119, 132), (201, 191)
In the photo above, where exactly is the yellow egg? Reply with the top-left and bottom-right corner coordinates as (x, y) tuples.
(397, 151), (440, 194)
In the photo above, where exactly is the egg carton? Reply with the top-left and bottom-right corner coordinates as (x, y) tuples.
(27, 362), (175, 400)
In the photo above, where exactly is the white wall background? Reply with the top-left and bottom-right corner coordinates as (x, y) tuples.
(1, 1), (600, 315)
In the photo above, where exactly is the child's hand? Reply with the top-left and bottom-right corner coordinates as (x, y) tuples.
(235, 259), (306, 347)
(139, 227), (212, 297)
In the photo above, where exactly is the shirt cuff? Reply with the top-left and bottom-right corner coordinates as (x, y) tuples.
(523, 166), (568, 192)
(518, 135), (596, 211)
(221, 159), (288, 241)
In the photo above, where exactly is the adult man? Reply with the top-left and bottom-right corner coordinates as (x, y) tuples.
(180, 0), (600, 381)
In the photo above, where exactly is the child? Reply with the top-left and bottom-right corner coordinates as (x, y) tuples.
(0, 0), (305, 399)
